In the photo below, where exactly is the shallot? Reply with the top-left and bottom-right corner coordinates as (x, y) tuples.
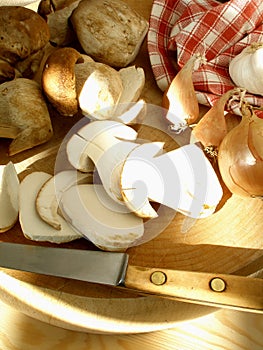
(193, 88), (243, 156)
(162, 53), (206, 132)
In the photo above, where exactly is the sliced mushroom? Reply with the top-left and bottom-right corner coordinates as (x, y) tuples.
(113, 99), (146, 124)
(19, 172), (82, 243)
(65, 133), (95, 173)
(120, 143), (223, 219)
(36, 170), (93, 230)
(0, 78), (53, 156)
(66, 100), (144, 172)
(75, 61), (123, 119)
(41, 46), (145, 119)
(60, 183), (144, 251)
(115, 66), (145, 116)
(66, 119), (139, 205)
(0, 162), (19, 232)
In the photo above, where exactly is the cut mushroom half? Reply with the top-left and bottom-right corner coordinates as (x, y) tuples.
(66, 119), (140, 205)
(120, 143), (223, 219)
(60, 183), (144, 251)
(19, 172), (82, 243)
(76, 61), (123, 120)
(36, 170), (93, 230)
(0, 162), (19, 232)
(42, 47), (84, 116)
(113, 66), (145, 117)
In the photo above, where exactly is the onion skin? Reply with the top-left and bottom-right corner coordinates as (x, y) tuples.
(162, 53), (206, 128)
(218, 103), (263, 198)
(193, 88), (239, 150)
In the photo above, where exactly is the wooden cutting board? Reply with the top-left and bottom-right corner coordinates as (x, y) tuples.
(0, 0), (262, 334)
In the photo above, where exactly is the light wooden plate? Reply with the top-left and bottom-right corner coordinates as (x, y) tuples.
(0, 0), (262, 334)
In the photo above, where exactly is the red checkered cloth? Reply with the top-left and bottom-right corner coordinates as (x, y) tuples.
(147, 0), (263, 114)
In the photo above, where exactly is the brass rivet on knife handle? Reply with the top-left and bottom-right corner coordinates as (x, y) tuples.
(124, 265), (263, 313)
(210, 277), (226, 292)
(150, 271), (167, 286)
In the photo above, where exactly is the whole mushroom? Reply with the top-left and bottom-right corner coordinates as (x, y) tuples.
(0, 6), (50, 83)
(70, 0), (149, 67)
(0, 78), (53, 156)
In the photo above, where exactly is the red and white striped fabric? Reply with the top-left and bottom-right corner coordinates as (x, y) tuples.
(147, 0), (263, 113)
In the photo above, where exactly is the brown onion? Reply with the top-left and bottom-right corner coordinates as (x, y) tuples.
(218, 102), (263, 198)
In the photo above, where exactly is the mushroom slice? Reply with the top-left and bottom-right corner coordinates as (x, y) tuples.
(60, 183), (144, 251)
(0, 162), (19, 232)
(75, 61), (123, 120)
(36, 170), (93, 230)
(66, 133), (95, 173)
(66, 120), (138, 205)
(114, 99), (146, 125)
(114, 66), (145, 117)
(121, 143), (223, 219)
(19, 172), (82, 243)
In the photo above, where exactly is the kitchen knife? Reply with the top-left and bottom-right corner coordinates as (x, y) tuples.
(0, 242), (262, 313)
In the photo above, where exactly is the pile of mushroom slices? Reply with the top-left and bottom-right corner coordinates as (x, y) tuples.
(41, 101), (223, 251)
(1, 101), (223, 251)
(17, 102), (146, 251)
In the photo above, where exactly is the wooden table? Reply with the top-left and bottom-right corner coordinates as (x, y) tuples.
(0, 301), (262, 350)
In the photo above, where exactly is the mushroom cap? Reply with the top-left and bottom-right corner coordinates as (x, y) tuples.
(0, 78), (53, 155)
(42, 47), (84, 116)
(70, 0), (148, 67)
(0, 6), (50, 64)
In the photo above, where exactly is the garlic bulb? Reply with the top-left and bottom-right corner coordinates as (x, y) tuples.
(229, 43), (263, 96)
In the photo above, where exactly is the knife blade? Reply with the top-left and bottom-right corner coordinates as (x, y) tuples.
(0, 242), (262, 313)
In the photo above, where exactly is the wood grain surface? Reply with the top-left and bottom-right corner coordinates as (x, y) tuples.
(0, 301), (262, 350)
(0, 0), (262, 335)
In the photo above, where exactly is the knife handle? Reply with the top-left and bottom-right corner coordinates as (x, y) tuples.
(124, 266), (263, 313)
